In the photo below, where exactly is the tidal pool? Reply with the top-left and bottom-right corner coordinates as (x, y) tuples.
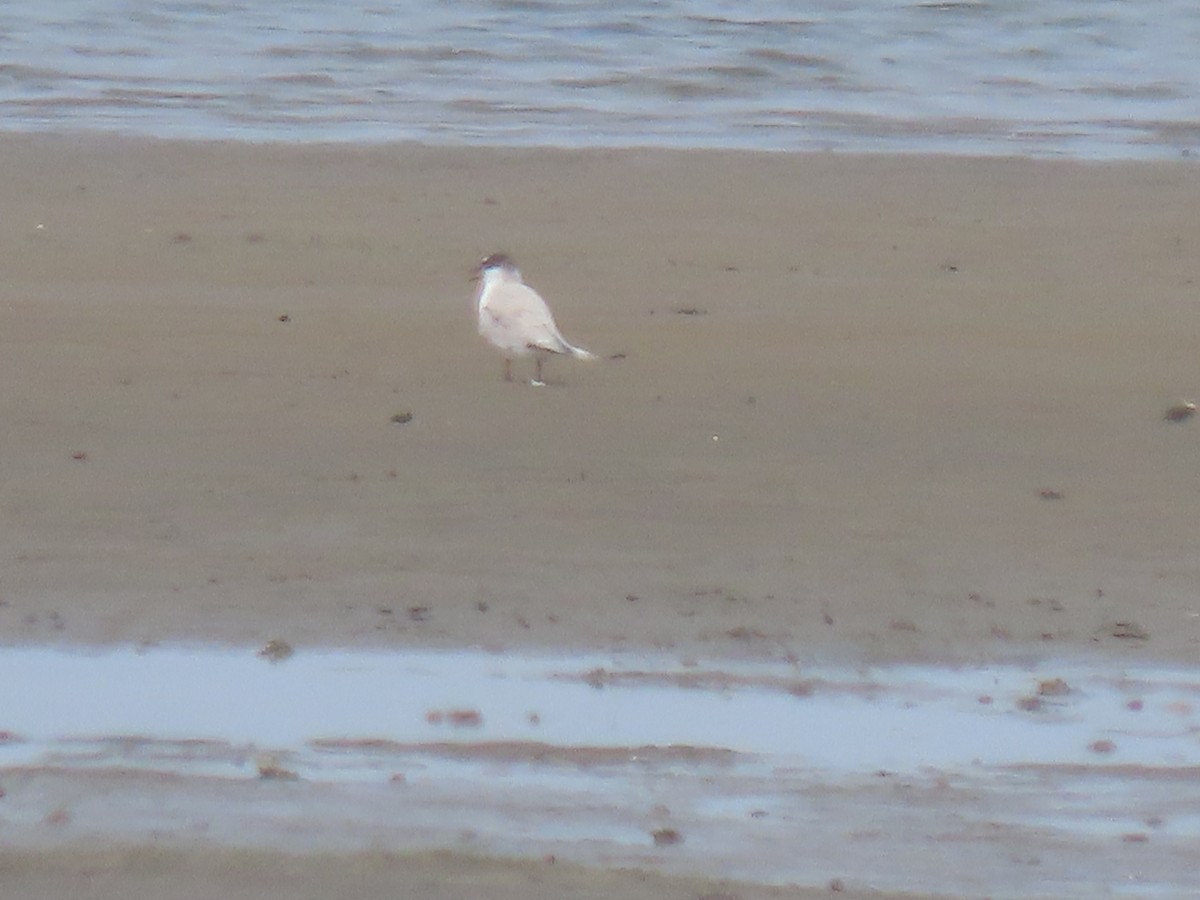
(1, 646), (1197, 896)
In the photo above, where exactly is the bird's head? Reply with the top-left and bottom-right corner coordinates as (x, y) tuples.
(472, 252), (519, 282)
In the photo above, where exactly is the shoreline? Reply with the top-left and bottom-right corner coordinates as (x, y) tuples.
(3, 125), (1196, 162)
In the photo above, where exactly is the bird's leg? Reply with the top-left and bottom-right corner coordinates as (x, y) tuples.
(503, 358), (513, 382)
(534, 356), (544, 385)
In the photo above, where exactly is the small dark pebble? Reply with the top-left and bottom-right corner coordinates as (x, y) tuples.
(391, 412), (414, 425)
(1038, 678), (1070, 697)
(257, 639), (294, 663)
(651, 828), (683, 846)
(1164, 402), (1196, 422)
(256, 757), (299, 780)
(1107, 621), (1150, 641)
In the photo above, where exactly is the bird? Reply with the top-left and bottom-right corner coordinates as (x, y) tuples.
(473, 252), (595, 385)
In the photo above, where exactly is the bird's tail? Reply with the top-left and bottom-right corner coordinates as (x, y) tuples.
(545, 326), (596, 360)
(569, 345), (597, 360)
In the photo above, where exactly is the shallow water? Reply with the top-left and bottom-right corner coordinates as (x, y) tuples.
(2, 645), (1198, 895)
(0, 1), (1198, 158)
(2, 646), (1199, 772)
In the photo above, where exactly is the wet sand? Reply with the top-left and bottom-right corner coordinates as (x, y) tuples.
(1, 134), (1199, 897)
(2, 847), (909, 900)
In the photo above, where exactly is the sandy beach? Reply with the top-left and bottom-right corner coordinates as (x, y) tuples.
(2, 134), (1199, 897)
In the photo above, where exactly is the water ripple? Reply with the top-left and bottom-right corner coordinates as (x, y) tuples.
(0, 0), (1196, 157)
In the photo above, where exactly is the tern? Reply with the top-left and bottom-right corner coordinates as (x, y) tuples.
(473, 252), (595, 385)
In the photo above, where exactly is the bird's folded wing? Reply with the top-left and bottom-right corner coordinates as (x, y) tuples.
(481, 281), (571, 352)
